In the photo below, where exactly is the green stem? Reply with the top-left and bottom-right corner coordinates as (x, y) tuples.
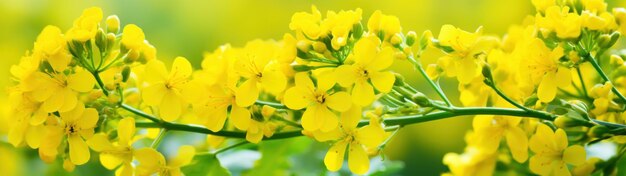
(120, 104), (159, 122)
(587, 54), (626, 104)
(92, 71), (109, 96)
(214, 141), (249, 155)
(576, 67), (589, 98)
(255, 100), (286, 109)
(407, 55), (453, 107)
(369, 106), (555, 127)
(135, 122), (303, 140)
(151, 129), (167, 149)
(272, 116), (302, 128)
(486, 83), (531, 112)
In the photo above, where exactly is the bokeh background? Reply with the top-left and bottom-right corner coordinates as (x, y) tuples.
(1, 0), (625, 175)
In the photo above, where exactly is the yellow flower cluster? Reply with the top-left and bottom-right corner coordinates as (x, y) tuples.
(7, 0), (626, 175)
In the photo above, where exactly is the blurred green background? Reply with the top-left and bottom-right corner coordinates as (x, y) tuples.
(1, 0), (625, 175)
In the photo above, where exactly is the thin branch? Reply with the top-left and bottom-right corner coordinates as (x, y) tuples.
(407, 55), (453, 107)
(587, 54), (626, 104)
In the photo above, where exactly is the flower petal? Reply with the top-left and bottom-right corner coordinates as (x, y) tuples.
(205, 106), (228, 132)
(117, 117), (135, 146)
(301, 104), (322, 131)
(68, 69), (95, 92)
(352, 80), (375, 106)
(555, 129), (569, 151)
(324, 140), (348, 172)
(143, 60), (168, 84)
(537, 72), (557, 102)
(134, 148), (165, 175)
(68, 135), (90, 165)
(170, 57), (192, 79)
(506, 127), (529, 163)
(320, 107), (339, 132)
(170, 145), (196, 167)
(230, 106), (251, 130)
(369, 71), (395, 93)
(87, 133), (114, 152)
(100, 153), (123, 170)
(335, 65), (357, 87)
(283, 86), (311, 110)
(326, 92), (351, 112)
(260, 69), (287, 94)
(159, 91), (183, 122)
(142, 84), (167, 106)
(348, 142), (370, 175)
(367, 47), (394, 71)
(563, 145), (586, 166)
(235, 79), (258, 107)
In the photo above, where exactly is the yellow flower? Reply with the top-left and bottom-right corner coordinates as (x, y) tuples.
(67, 7), (103, 42)
(246, 105), (278, 143)
(135, 145), (195, 176)
(39, 104), (99, 165)
(529, 124), (586, 175)
(186, 47), (254, 132)
(523, 41), (571, 103)
(443, 131), (497, 176)
(33, 25), (71, 72)
(7, 89), (47, 148)
(142, 57), (192, 122)
(314, 106), (386, 175)
(335, 36), (395, 106)
(121, 24), (146, 51)
(473, 115), (529, 163)
(582, 0), (607, 13)
(323, 8), (363, 50)
(289, 6), (324, 39)
(589, 82), (618, 115)
(536, 6), (582, 39)
(234, 40), (287, 107)
(284, 73), (351, 132)
(185, 80), (251, 132)
(87, 117), (136, 176)
(531, 0), (556, 12)
(615, 8), (626, 34)
(367, 10), (402, 40)
(31, 68), (96, 113)
(436, 24), (496, 84)
(106, 15), (121, 33)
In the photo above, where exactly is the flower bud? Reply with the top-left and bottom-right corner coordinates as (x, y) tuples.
(106, 15), (120, 33)
(63, 159), (75, 172)
(292, 65), (311, 72)
(406, 31), (417, 46)
(312, 42), (326, 53)
(482, 64), (494, 85)
(567, 100), (589, 117)
(106, 33), (116, 50)
(419, 30), (433, 51)
(68, 40), (85, 58)
(121, 66), (131, 82)
(126, 49), (140, 62)
(390, 33), (403, 46)
(410, 92), (430, 107)
(353, 22), (364, 39)
(393, 73), (405, 86)
(598, 32), (620, 49)
(610, 54), (624, 65)
(95, 28), (107, 53)
(588, 125), (610, 138)
(554, 115), (586, 128)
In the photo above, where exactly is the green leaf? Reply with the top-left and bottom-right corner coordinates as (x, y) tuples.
(182, 153), (231, 176)
(246, 137), (312, 176)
